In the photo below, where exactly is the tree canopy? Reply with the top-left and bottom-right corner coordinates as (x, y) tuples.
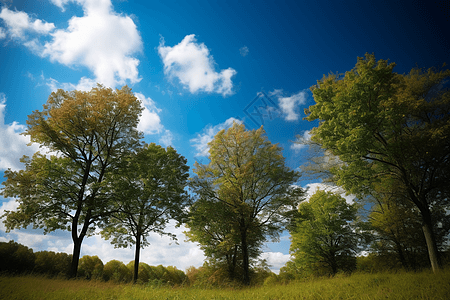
(289, 190), (359, 276)
(1, 85), (143, 277)
(100, 143), (190, 283)
(305, 54), (450, 272)
(188, 122), (303, 285)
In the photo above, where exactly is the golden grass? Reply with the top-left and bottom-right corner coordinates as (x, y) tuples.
(1, 269), (449, 300)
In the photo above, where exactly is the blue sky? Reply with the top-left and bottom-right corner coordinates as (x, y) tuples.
(0, 0), (449, 273)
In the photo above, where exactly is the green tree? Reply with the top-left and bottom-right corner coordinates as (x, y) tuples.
(34, 250), (72, 277)
(103, 260), (132, 283)
(185, 194), (264, 281)
(1, 85), (143, 278)
(0, 240), (35, 274)
(189, 122), (303, 285)
(78, 255), (104, 280)
(100, 143), (189, 283)
(305, 54), (450, 272)
(289, 190), (359, 276)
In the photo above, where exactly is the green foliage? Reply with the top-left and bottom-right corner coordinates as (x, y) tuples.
(188, 122), (303, 285)
(77, 255), (104, 280)
(0, 240), (35, 274)
(103, 260), (132, 283)
(100, 143), (189, 283)
(1, 85), (144, 278)
(289, 190), (359, 276)
(305, 53), (450, 272)
(34, 251), (72, 277)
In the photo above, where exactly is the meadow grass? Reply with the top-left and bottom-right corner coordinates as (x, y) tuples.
(1, 269), (449, 300)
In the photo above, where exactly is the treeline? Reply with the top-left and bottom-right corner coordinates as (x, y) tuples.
(0, 241), (186, 285)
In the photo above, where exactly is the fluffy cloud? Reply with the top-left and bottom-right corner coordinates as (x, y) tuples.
(269, 89), (307, 121)
(259, 252), (291, 274)
(0, 7), (55, 39)
(190, 117), (241, 157)
(43, 0), (142, 88)
(158, 35), (236, 96)
(135, 92), (163, 135)
(1, 1), (142, 88)
(0, 94), (40, 171)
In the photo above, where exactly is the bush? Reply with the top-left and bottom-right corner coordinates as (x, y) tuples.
(34, 251), (72, 277)
(0, 241), (35, 274)
(78, 255), (104, 280)
(103, 260), (132, 283)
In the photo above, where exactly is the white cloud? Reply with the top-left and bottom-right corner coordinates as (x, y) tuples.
(135, 92), (163, 135)
(190, 117), (241, 157)
(42, 0), (142, 88)
(1, 1), (142, 88)
(259, 252), (291, 274)
(159, 130), (174, 147)
(291, 130), (311, 152)
(0, 94), (41, 171)
(276, 90), (307, 121)
(46, 76), (97, 92)
(239, 46), (249, 57)
(304, 182), (356, 204)
(158, 34), (237, 96)
(0, 27), (6, 39)
(0, 7), (55, 39)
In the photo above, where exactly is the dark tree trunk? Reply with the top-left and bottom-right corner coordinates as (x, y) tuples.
(240, 224), (250, 285)
(134, 232), (141, 283)
(69, 237), (83, 278)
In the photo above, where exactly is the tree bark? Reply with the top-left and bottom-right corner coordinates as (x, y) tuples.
(70, 237), (83, 278)
(422, 219), (440, 273)
(240, 223), (250, 285)
(134, 232), (141, 283)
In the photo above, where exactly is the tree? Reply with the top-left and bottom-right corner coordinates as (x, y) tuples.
(100, 143), (190, 283)
(185, 194), (264, 281)
(103, 260), (132, 283)
(305, 54), (450, 272)
(1, 85), (143, 277)
(289, 190), (359, 276)
(78, 255), (104, 280)
(188, 122), (303, 285)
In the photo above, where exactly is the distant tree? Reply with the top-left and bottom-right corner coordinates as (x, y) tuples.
(100, 143), (189, 283)
(77, 255), (104, 280)
(1, 85), (143, 278)
(34, 250), (72, 277)
(289, 190), (359, 276)
(0, 240), (35, 274)
(103, 260), (132, 283)
(188, 122), (303, 285)
(305, 54), (450, 272)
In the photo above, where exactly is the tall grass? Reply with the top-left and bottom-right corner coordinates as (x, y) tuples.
(1, 269), (449, 299)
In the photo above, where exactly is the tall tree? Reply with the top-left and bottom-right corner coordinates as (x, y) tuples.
(305, 54), (450, 272)
(189, 122), (303, 285)
(289, 190), (359, 276)
(1, 85), (142, 277)
(100, 143), (190, 283)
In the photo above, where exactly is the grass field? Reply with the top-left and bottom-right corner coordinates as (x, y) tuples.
(1, 269), (449, 300)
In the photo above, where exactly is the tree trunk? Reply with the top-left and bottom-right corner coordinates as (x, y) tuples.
(134, 232), (141, 283)
(240, 225), (250, 285)
(70, 237), (83, 278)
(422, 219), (440, 273)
